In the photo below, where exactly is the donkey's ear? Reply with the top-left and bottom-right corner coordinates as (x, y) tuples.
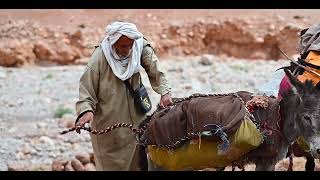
(284, 68), (305, 94)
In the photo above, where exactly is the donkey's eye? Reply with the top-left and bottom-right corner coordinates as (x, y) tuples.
(303, 115), (312, 124)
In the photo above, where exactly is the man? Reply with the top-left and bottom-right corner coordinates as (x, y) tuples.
(74, 21), (172, 171)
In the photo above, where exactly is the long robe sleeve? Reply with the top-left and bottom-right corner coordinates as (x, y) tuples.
(141, 44), (171, 96)
(75, 50), (100, 120)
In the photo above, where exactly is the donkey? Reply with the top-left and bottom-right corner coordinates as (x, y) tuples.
(143, 69), (320, 171)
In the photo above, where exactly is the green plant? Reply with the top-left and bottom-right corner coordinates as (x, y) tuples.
(54, 106), (73, 118)
(43, 73), (53, 80)
(229, 64), (249, 72)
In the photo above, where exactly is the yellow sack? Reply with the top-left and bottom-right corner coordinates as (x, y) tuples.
(148, 118), (263, 170)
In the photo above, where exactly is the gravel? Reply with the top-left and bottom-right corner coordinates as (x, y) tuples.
(0, 55), (289, 170)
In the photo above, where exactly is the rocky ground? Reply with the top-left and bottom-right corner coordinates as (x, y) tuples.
(1, 9), (320, 171)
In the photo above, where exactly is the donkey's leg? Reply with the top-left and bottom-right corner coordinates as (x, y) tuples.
(231, 165), (236, 171)
(305, 155), (315, 171)
(138, 145), (148, 171)
(238, 164), (245, 171)
(215, 167), (225, 171)
(287, 154), (293, 171)
(255, 161), (275, 171)
(286, 145), (293, 171)
(231, 160), (245, 171)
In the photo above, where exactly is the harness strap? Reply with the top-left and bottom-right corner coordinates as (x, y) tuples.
(298, 57), (320, 70)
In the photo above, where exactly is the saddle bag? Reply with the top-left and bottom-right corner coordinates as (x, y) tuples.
(125, 77), (152, 114)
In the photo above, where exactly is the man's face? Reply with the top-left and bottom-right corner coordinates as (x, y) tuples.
(113, 35), (134, 58)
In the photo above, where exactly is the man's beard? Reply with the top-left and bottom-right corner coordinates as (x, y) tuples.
(113, 46), (132, 60)
(118, 51), (131, 59)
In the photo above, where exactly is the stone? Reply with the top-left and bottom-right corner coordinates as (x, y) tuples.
(51, 160), (65, 171)
(84, 163), (96, 171)
(71, 158), (85, 171)
(36, 122), (47, 129)
(7, 163), (27, 171)
(20, 145), (35, 155)
(200, 54), (213, 66)
(64, 161), (74, 171)
(75, 153), (91, 165)
(39, 136), (55, 147)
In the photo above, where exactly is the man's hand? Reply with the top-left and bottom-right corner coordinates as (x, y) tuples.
(75, 111), (94, 134)
(159, 93), (173, 108)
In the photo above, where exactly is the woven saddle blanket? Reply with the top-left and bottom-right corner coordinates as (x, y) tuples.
(140, 91), (259, 147)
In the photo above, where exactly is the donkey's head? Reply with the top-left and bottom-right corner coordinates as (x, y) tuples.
(284, 69), (320, 158)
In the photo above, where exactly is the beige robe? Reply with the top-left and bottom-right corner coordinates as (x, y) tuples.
(75, 39), (171, 171)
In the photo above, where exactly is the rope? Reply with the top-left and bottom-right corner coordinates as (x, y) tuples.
(60, 123), (142, 135)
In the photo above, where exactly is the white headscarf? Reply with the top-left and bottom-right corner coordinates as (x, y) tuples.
(101, 21), (144, 81)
